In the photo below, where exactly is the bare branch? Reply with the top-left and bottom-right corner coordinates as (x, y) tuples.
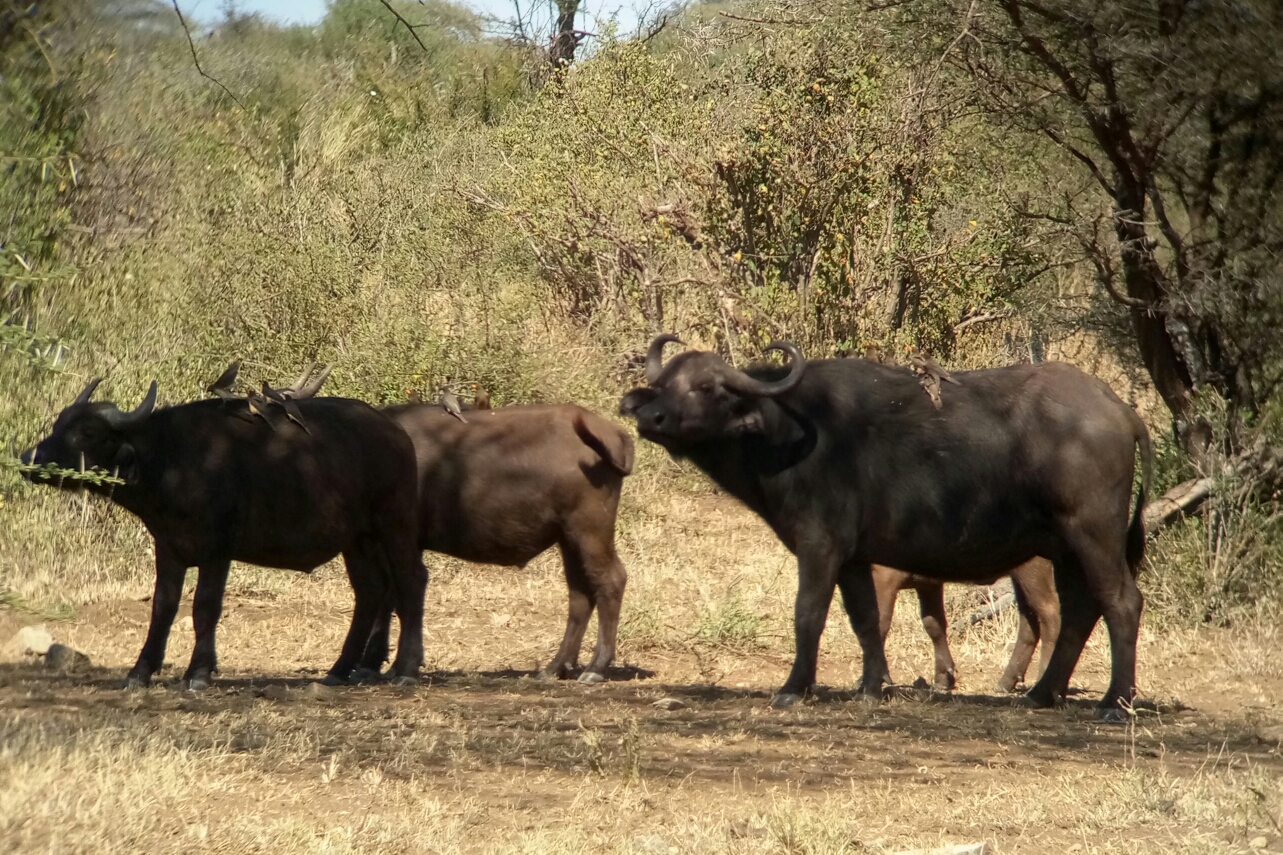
(170, 1), (248, 113)
(378, 0), (430, 53)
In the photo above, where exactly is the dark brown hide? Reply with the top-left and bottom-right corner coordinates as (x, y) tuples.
(621, 339), (1152, 718)
(873, 559), (1060, 692)
(375, 403), (633, 681)
(21, 390), (426, 690)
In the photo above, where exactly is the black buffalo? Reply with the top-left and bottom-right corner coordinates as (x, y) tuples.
(20, 379), (427, 689)
(620, 336), (1151, 719)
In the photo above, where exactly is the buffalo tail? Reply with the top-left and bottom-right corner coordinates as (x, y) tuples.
(574, 412), (635, 476)
(1126, 410), (1153, 573)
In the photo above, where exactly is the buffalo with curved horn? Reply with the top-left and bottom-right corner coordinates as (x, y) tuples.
(621, 335), (1151, 720)
(20, 378), (426, 691)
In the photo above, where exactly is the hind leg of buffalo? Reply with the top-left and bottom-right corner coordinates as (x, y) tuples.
(916, 584), (956, 691)
(833, 559), (888, 701)
(324, 544), (390, 686)
(577, 538), (627, 683)
(871, 566), (905, 687)
(182, 559), (231, 690)
(1025, 553), (1100, 708)
(997, 583), (1041, 693)
(544, 542), (597, 681)
(358, 595), (395, 676)
(385, 549), (428, 683)
(1074, 538), (1142, 718)
(125, 543), (186, 689)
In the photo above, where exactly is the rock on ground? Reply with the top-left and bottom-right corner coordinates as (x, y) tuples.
(5, 625), (54, 658)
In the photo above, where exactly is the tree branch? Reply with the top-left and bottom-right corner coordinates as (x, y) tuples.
(170, 1), (248, 113)
(378, 0), (430, 53)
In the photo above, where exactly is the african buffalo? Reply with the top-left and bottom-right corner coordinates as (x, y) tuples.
(621, 336), (1151, 719)
(20, 379), (426, 689)
(362, 402), (634, 682)
(873, 558), (1059, 692)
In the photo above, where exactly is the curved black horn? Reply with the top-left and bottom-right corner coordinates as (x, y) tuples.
(101, 381), (158, 429)
(645, 334), (683, 384)
(73, 378), (103, 405)
(723, 341), (806, 397)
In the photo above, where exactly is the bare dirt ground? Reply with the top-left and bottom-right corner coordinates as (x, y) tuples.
(2, 487), (1282, 855)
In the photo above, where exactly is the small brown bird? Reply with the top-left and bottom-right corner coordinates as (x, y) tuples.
(908, 349), (960, 410)
(207, 361), (240, 401)
(439, 383), (467, 423)
(245, 390), (278, 431)
(471, 383), (491, 410)
(863, 344), (885, 364)
(262, 382), (311, 434)
(406, 389), (422, 403)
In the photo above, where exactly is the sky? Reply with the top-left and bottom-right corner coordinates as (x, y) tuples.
(178, 0), (645, 33)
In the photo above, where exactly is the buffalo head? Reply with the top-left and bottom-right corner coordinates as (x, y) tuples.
(21, 378), (158, 486)
(619, 335), (805, 446)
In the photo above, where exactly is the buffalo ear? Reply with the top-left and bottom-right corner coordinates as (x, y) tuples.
(113, 442), (139, 483)
(619, 387), (658, 416)
(726, 400), (766, 435)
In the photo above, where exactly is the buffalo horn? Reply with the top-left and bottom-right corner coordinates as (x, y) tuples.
(723, 341), (806, 397)
(102, 380), (158, 429)
(645, 334), (683, 385)
(292, 364), (332, 399)
(73, 378), (103, 405)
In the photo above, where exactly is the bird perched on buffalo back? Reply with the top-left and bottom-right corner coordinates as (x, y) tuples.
(439, 383), (467, 423)
(406, 389), (422, 404)
(908, 348), (960, 409)
(471, 383), (491, 410)
(207, 361), (240, 402)
(262, 382), (311, 434)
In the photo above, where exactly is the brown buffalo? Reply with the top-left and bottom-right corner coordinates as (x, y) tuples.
(366, 403), (635, 682)
(873, 559), (1059, 692)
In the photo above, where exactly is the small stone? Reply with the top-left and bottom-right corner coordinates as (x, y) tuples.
(305, 681), (335, 699)
(652, 697), (685, 711)
(7, 625), (54, 658)
(44, 643), (91, 672)
(260, 685), (290, 701)
(1249, 837), (1268, 850)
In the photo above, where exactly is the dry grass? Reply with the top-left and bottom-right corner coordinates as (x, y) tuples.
(3, 477), (1283, 855)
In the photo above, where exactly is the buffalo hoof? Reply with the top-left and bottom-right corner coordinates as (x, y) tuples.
(123, 672), (151, 691)
(349, 666), (384, 685)
(538, 667), (566, 682)
(577, 670), (606, 685)
(390, 675), (419, 688)
(770, 692), (804, 709)
(996, 679), (1020, 694)
(320, 673), (348, 687)
(183, 675), (211, 692)
(1096, 706), (1131, 724)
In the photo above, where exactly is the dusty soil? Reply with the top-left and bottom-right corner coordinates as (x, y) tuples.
(2, 491), (1282, 855)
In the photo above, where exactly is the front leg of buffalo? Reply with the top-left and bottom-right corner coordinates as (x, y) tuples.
(772, 549), (846, 709)
(181, 561), (231, 691)
(125, 546), (186, 690)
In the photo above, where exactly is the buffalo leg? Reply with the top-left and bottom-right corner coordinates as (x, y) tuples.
(1025, 556), (1099, 708)
(325, 544), (389, 685)
(835, 559), (889, 700)
(773, 548), (844, 707)
(916, 584), (956, 691)
(358, 595), (395, 675)
(871, 566), (904, 687)
(125, 543), (187, 689)
(577, 538), (627, 683)
(385, 549), (428, 683)
(544, 542), (597, 680)
(183, 559), (231, 690)
(997, 584), (1040, 693)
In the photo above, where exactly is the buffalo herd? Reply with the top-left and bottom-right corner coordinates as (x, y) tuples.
(20, 335), (1152, 721)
